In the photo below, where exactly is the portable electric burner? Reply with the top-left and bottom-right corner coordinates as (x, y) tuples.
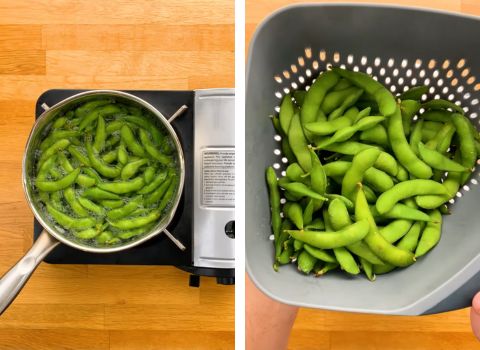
(33, 88), (235, 286)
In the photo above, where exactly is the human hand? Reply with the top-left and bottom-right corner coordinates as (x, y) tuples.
(470, 292), (480, 340)
(246, 274), (299, 350)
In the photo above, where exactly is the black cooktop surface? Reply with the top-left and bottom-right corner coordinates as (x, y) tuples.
(33, 89), (194, 266)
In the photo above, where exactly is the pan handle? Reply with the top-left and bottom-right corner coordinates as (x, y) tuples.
(0, 230), (59, 315)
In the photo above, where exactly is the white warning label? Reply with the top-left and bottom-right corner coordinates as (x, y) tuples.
(202, 149), (235, 207)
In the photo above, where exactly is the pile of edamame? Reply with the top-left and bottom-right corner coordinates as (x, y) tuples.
(34, 98), (179, 246)
(267, 67), (480, 280)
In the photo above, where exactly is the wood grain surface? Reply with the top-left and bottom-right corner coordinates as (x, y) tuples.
(0, 1), (234, 349)
(246, 0), (480, 349)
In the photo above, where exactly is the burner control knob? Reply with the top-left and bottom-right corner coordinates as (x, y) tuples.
(217, 276), (235, 285)
(225, 220), (235, 239)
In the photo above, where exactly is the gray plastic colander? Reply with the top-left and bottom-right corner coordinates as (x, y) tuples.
(246, 4), (480, 315)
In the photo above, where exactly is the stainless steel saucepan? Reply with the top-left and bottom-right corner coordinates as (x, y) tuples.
(0, 90), (186, 314)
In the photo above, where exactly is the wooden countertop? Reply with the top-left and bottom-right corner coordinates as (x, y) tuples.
(0, 1), (234, 349)
(246, 0), (480, 349)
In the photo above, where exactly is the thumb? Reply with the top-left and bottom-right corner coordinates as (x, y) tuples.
(470, 292), (480, 340)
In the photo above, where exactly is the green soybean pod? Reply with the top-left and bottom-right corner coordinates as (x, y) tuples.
(372, 204), (430, 222)
(124, 116), (164, 145)
(359, 124), (389, 148)
(376, 179), (448, 214)
(329, 199), (384, 266)
(309, 149), (327, 210)
(452, 113), (477, 184)
(352, 106), (371, 124)
(332, 78), (352, 91)
(423, 99), (464, 115)
(396, 164), (409, 182)
(281, 137), (296, 164)
(418, 142), (468, 172)
(96, 231), (114, 244)
(285, 163), (305, 182)
(363, 185), (377, 204)
(121, 158), (149, 180)
(75, 174), (97, 188)
(75, 99), (111, 119)
(277, 179), (326, 202)
(107, 196), (142, 220)
(328, 89), (363, 120)
(297, 250), (317, 274)
(331, 67), (396, 116)
(400, 99), (421, 137)
(98, 176), (145, 194)
(420, 109), (452, 123)
(158, 177), (176, 212)
(145, 176), (172, 205)
(304, 218), (325, 231)
(276, 241), (294, 266)
(426, 122), (455, 152)
(117, 224), (156, 240)
(293, 90), (306, 107)
(315, 116), (385, 149)
(373, 263), (396, 275)
(68, 145), (91, 167)
(314, 262), (339, 276)
(378, 219), (413, 243)
(415, 151), (463, 209)
(101, 149), (118, 164)
(343, 106), (359, 122)
(82, 187), (121, 200)
(105, 134), (121, 149)
(64, 187), (89, 217)
(388, 106), (433, 179)
(302, 199), (314, 226)
(37, 139), (71, 169)
(327, 200), (360, 275)
(86, 141), (121, 178)
(143, 166), (156, 184)
(121, 124), (145, 157)
(409, 119), (424, 156)
(355, 184), (415, 267)
(284, 202), (303, 230)
(100, 199), (124, 209)
(286, 220), (369, 249)
(288, 113), (311, 172)
(279, 93), (295, 135)
(138, 170), (168, 195)
(303, 245), (337, 263)
(300, 70), (339, 134)
(73, 228), (100, 240)
(36, 168), (81, 192)
(293, 239), (304, 252)
(77, 197), (105, 215)
(415, 210), (442, 257)
(79, 104), (123, 131)
(321, 86), (361, 114)
(360, 258), (375, 281)
(399, 85), (429, 101)
(108, 209), (161, 230)
(36, 155), (58, 181)
(139, 129), (171, 165)
(274, 220), (292, 259)
(341, 147), (381, 200)
(46, 204), (96, 230)
(397, 221), (425, 252)
(93, 116), (106, 152)
(304, 116), (352, 136)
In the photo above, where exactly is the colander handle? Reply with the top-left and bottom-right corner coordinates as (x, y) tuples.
(0, 230), (59, 315)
